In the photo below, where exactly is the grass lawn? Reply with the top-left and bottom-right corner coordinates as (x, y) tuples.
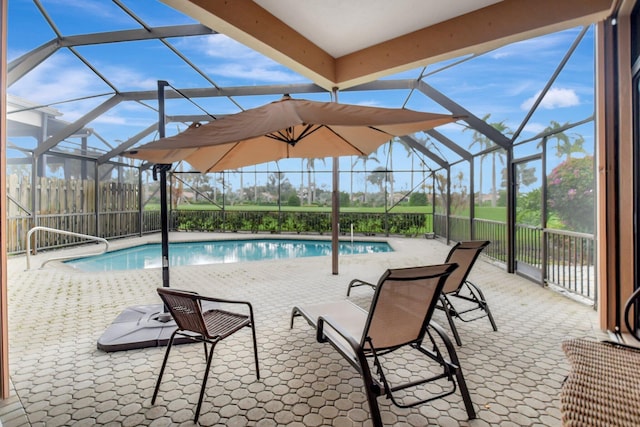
(145, 203), (434, 214)
(473, 206), (507, 221)
(145, 203), (507, 219)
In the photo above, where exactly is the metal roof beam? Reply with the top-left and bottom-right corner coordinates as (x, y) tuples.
(7, 40), (60, 86)
(35, 95), (122, 157)
(7, 24), (214, 87)
(97, 123), (158, 165)
(424, 129), (473, 162)
(511, 26), (590, 142)
(417, 80), (511, 149)
(399, 135), (448, 169)
(119, 83), (326, 101)
(118, 79), (429, 102)
(60, 24), (214, 47)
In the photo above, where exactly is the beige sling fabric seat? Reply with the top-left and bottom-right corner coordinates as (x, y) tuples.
(152, 288), (260, 423)
(347, 240), (496, 346)
(435, 240), (496, 345)
(291, 264), (476, 427)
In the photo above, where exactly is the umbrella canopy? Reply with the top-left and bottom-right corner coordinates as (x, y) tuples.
(126, 95), (459, 172)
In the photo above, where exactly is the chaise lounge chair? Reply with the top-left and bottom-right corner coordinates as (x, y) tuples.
(347, 240), (497, 346)
(291, 263), (476, 427)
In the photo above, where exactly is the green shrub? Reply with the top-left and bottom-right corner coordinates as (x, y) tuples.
(409, 192), (428, 206)
(547, 156), (595, 233)
(287, 194), (301, 206)
(339, 191), (350, 207)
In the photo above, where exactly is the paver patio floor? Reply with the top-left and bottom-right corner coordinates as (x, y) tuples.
(2, 234), (605, 426)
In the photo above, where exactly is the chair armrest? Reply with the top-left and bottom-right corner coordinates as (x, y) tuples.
(317, 315), (362, 352)
(427, 320), (460, 369)
(196, 295), (256, 319)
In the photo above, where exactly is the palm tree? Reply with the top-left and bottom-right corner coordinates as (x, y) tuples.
(397, 137), (415, 190)
(253, 165), (258, 202)
(387, 139), (395, 206)
(236, 168), (244, 202)
(539, 120), (580, 159)
(452, 170), (467, 214)
(465, 114), (512, 207)
(300, 158), (305, 199)
(352, 153), (379, 204)
(306, 158), (325, 204)
(560, 134), (587, 159)
(464, 113), (491, 206)
(367, 167), (394, 205)
(489, 120), (511, 207)
(501, 163), (537, 189)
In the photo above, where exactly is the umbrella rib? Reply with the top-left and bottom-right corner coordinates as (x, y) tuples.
(203, 141), (242, 173)
(296, 124), (322, 140)
(324, 126), (385, 156)
(266, 124), (321, 145)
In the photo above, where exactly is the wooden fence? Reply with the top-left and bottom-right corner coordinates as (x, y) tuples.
(6, 174), (140, 252)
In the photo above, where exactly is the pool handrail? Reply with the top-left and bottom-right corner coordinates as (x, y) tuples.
(26, 226), (110, 270)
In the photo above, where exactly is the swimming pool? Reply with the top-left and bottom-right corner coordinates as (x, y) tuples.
(64, 238), (393, 272)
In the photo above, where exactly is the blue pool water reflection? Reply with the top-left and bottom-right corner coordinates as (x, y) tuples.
(64, 239), (393, 272)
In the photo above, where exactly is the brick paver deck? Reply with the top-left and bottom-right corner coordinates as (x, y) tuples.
(3, 234), (605, 426)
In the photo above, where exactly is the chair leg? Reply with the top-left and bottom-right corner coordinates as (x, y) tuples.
(203, 341), (209, 360)
(356, 351), (384, 427)
(194, 341), (217, 423)
(466, 282), (498, 332)
(429, 322), (476, 420)
(250, 322), (260, 380)
(485, 305), (498, 332)
(152, 330), (178, 405)
(440, 296), (462, 346)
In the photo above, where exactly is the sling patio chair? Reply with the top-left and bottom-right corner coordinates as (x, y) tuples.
(291, 263), (476, 427)
(347, 240), (497, 346)
(152, 288), (260, 423)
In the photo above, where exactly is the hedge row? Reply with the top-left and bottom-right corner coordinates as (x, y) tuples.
(172, 210), (433, 237)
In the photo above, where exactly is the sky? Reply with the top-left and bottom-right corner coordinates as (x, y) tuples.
(5, 0), (596, 196)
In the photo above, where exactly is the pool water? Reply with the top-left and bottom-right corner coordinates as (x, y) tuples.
(64, 239), (393, 272)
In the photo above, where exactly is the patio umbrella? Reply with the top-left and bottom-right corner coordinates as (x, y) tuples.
(126, 95), (459, 278)
(126, 95), (458, 172)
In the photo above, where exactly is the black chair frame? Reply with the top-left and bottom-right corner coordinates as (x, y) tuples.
(152, 288), (260, 423)
(293, 264), (476, 427)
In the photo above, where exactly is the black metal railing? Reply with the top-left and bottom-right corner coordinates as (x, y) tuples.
(431, 215), (596, 303)
(515, 224), (543, 266)
(546, 229), (597, 303)
(473, 218), (507, 262)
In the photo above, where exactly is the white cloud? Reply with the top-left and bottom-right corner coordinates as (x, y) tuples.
(489, 30), (580, 60)
(520, 88), (580, 110)
(355, 100), (382, 107)
(45, 0), (127, 22)
(185, 34), (305, 83)
(8, 53), (162, 120)
(201, 35), (258, 60)
(521, 122), (547, 135)
(101, 66), (158, 91)
(9, 55), (106, 106)
(208, 63), (301, 83)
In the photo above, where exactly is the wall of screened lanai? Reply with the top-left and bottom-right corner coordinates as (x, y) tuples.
(5, 0), (598, 300)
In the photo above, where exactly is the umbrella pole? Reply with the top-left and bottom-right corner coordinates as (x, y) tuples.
(331, 88), (340, 275)
(332, 157), (339, 275)
(157, 80), (171, 289)
(157, 164), (171, 288)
